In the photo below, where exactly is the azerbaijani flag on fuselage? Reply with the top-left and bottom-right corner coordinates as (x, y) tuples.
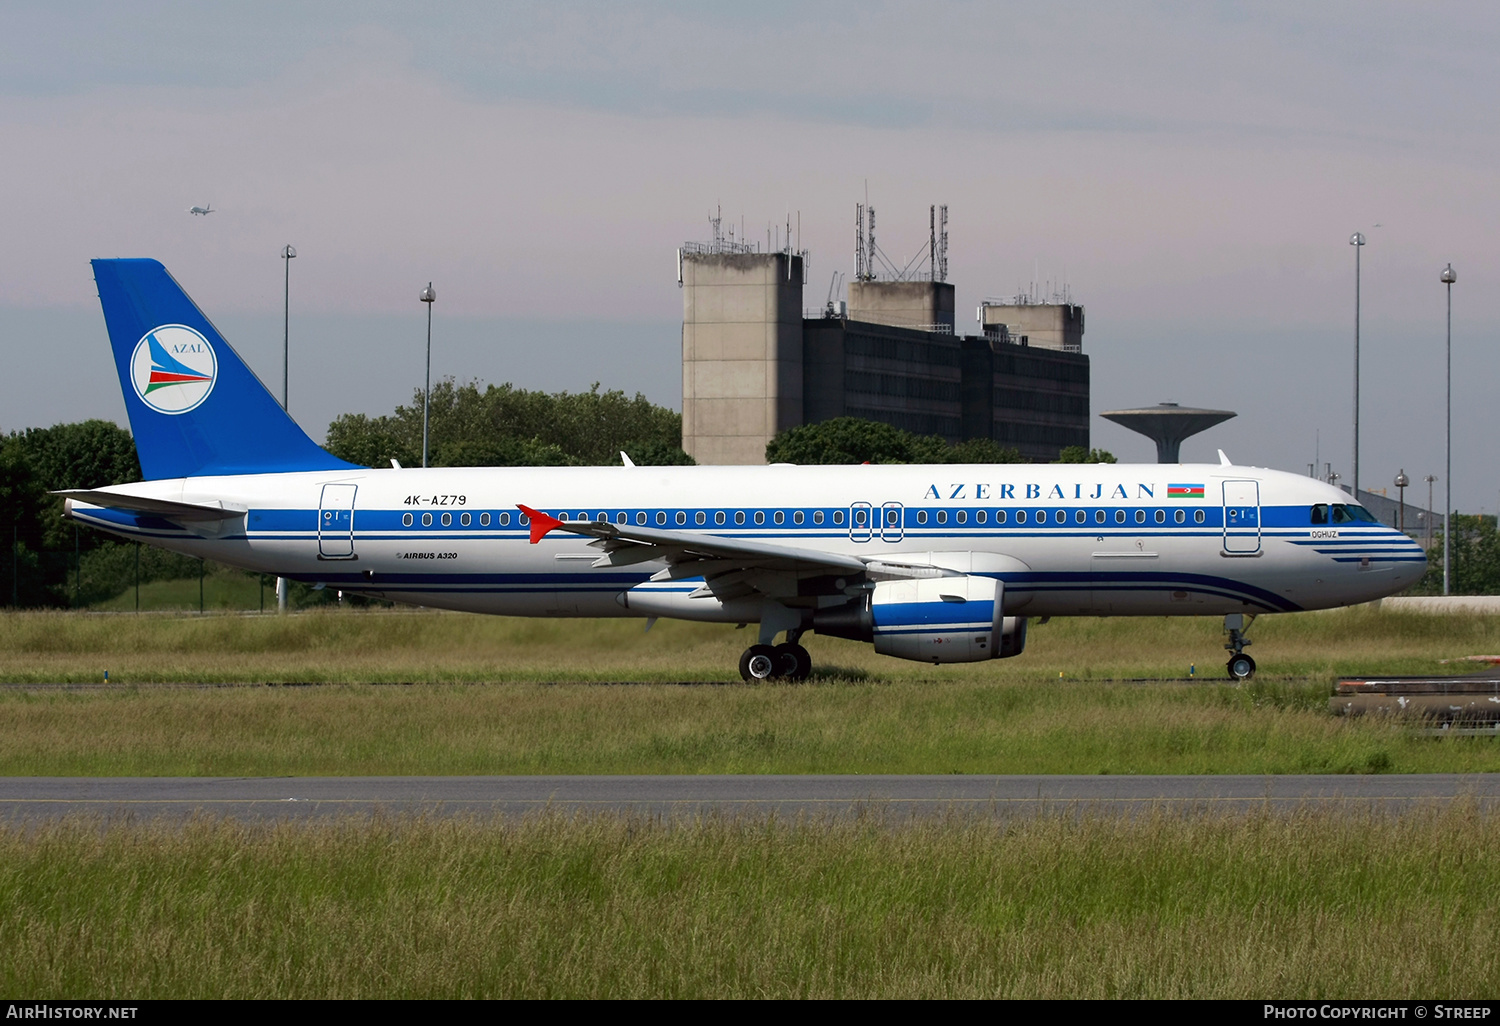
(1168, 483), (1205, 499)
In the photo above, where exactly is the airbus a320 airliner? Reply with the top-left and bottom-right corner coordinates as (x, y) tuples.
(62, 259), (1426, 680)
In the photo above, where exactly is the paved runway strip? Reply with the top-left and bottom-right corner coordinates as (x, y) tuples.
(1, 775), (1498, 822)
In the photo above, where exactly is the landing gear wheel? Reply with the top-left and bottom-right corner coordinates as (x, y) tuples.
(1227, 653), (1256, 681)
(740, 644), (778, 682)
(773, 643), (812, 681)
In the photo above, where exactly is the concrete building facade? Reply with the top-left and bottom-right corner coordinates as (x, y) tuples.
(979, 301), (1084, 352)
(681, 251), (804, 466)
(680, 250), (1090, 465)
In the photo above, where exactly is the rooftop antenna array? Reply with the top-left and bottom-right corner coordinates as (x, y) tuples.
(853, 201), (948, 283)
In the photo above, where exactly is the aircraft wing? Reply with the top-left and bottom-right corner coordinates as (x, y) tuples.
(54, 489), (246, 522)
(518, 504), (866, 601)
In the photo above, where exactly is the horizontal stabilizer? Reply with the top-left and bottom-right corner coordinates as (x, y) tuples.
(56, 489), (246, 522)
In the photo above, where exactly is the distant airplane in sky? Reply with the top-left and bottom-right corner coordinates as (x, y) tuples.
(187, 205), (214, 216)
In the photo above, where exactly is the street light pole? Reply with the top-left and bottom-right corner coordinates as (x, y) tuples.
(1395, 469), (1409, 533)
(421, 283), (436, 468)
(278, 244), (296, 615)
(1425, 474), (1437, 555)
(1442, 263), (1456, 596)
(1350, 232), (1366, 498)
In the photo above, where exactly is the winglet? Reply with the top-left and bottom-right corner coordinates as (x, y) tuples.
(517, 504), (563, 544)
(1218, 449), (1232, 467)
(620, 451), (636, 467)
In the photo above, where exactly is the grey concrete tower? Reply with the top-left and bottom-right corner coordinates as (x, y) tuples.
(979, 301), (1084, 351)
(847, 280), (956, 332)
(681, 251), (804, 465)
(1100, 403), (1236, 463)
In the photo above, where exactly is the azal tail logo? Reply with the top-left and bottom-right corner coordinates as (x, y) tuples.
(129, 325), (217, 415)
(1168, 483), (1205, 499)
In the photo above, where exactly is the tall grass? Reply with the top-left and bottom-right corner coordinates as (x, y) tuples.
(3, 604), (1498, 684)
(2, 808), (1496, 998)
(2, 607), (1499, 775)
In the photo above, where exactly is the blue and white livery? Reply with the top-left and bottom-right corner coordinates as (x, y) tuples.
(64, 259), (1427, 680)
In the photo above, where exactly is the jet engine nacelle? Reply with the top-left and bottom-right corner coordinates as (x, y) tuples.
(814, 575), (1026, 664)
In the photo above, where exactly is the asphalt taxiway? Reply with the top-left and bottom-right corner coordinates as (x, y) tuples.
(1, 774), (1496, 823)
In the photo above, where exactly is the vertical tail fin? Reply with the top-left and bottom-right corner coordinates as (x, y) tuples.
(91, 258), (359, 480)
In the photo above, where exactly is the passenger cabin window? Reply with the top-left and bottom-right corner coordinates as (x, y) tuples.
(976, 510), (987, 525)
(715, 511), (725, 525)
(735, 511), (746, 525)
(936, 510), (948, 525)
(773, 511), (785, 525)
(1194, 509), (1206, 524)
(996, 510), (1007, 524)
(955, 510), (967, 525)
(636, 512), (647, 525)
(916, 510), (928, 525)
(813, 510), (825, 525)
(754, 511), (765, 525)
(833, 510), (845, 526)
(793, 511), (804, 525)
(695, 511), (706, 525)
(1115, 509), (1126, 524)
(481, 512), (492, 527)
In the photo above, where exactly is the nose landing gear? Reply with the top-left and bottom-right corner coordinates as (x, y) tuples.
(1224, 613), (1256, 680)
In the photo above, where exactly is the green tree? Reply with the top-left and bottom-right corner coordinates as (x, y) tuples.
(1054, 445), (1117, 464)
(765, 417), (1026, 465)
(1407, 514), (1500, 595)
(325, 379), (693, 468)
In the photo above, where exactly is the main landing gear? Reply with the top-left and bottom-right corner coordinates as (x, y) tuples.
(739, 631), (812, 682)
(1224, 613), (1256, 681)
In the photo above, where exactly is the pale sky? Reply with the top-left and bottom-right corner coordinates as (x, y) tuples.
(2, 2), (1496, 509)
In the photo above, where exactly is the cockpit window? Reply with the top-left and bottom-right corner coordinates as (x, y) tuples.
(1310, 504), (1328, 524)
(1325, 503), (1377, 524)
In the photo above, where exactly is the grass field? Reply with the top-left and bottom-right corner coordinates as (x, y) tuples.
(3, 807), (1496, 998)
(2, 607), (1499, 775)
